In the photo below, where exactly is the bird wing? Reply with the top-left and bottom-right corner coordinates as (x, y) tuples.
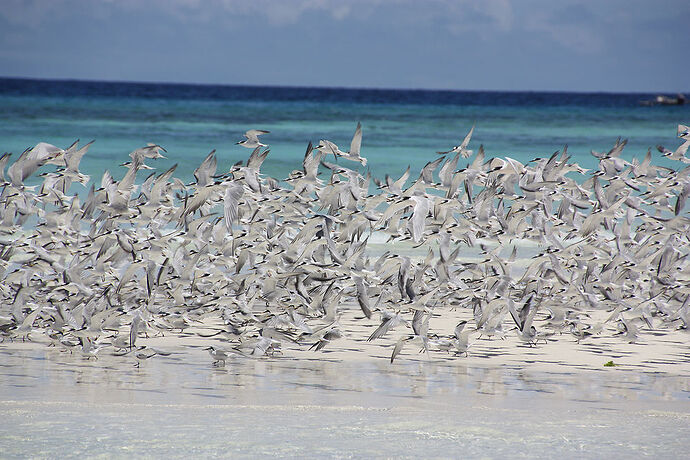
(608, 138), (627, 158)
(349, 122), (362, 157)
(390, 336), (410, 363)
(392, 166), (411, 191)
(302, 141), (321, 178)
(439, 153), (460, 186)
(454, 321), (467, 341)
(507, 298), (522, 331)
(592, 176), (609, 210)
(420, 157), (444, 183)
(65, 140), (94, 172)
(223, 182), (244, 230)
(459, 123), (475, 152)
(194, 150), (217, 186)
(0, 152), (11, 182)
(469, 144), (485, 170)
(410, 196), (430, 243)
(150, 163), (178, 202)
(522, 294), (538, 332)
(675, 183), (690, 216)
(245, 129), (269, 142)
(355, 277), (373, 319)
(675, 139), (690, 158)
(247, 146), (269, 172)
(368, 316), (393, 341)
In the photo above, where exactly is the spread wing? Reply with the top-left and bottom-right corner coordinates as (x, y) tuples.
(223, 182), (244, 231)
(245, 129), (269, 141)
(460, 124), (475, 152)
(247, 146), (269, 172)
(349, 122), (362, 157)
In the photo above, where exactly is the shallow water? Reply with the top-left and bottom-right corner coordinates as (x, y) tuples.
(3, 399), (689, 459)
(1, 345), (689, 458)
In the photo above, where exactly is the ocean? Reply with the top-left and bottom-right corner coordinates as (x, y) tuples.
(1, 77), (688, 184)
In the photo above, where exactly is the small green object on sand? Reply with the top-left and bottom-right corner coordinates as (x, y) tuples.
(604, 360), (617, 367)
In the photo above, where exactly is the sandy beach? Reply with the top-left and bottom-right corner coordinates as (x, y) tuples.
(5, 289), (690, 375)
(2, 328), (690, 459)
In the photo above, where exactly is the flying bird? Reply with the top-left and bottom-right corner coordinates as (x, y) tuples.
(237, 129), (270, 149)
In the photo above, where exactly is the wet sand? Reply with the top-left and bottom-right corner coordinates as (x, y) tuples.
(2, 325), (690, 458)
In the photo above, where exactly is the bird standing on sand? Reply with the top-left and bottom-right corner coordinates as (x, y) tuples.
(452, 320), (472, 356)
(206, 346), (230, 366)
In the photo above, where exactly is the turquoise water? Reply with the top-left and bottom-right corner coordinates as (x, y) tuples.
(1, 78), (689, 183)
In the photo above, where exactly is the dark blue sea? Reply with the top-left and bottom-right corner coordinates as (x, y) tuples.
(1, 77), (688, 182)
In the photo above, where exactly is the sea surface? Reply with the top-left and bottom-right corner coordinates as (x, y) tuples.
(1, 77), (689, 184)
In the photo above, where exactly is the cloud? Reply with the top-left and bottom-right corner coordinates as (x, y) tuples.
(521, 5), (605, 54)
(147, 0), (357, 25)
(2, 0), (688, 91)
(0, 0), (519, 28)
(0, 0), (669, 59)
(0, 0), (69, 27)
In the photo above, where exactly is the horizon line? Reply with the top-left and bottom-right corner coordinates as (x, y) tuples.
(1, 75), (687, 97)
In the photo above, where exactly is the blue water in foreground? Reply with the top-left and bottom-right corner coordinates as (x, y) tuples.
(1, 77), (689, 183)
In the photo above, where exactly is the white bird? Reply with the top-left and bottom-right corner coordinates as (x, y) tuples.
(206, 346), (230, 366)
(79, 337), (102, 360)
(508, 295), (539, 346)
(657, 139), (690, 163)
(368, 311), (408, 341)
(133, 346), (158, 367)
(309, 327), (343, 351)
(452, 320), (472, 356)
(390, 334), (413, 363)
(408, 195), (430, 243)
(315, 122), (367, 166)
(437, 123), (475, 158)
(237, 129), (270, 149)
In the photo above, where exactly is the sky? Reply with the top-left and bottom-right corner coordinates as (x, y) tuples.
(1, 0), (689, 93)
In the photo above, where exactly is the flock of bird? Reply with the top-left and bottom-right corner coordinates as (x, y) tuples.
(0, 122), (689, 366)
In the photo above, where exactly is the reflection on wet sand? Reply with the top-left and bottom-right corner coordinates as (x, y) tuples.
(1, 345), (690, 458)
(2, 345), (688, 406)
